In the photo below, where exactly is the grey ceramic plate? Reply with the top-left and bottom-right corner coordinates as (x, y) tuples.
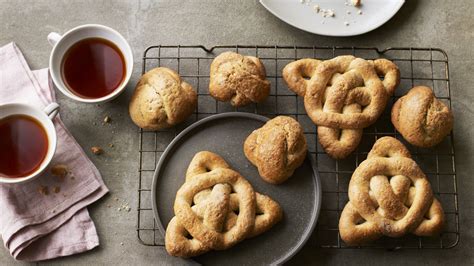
(152, 112), (321, 265)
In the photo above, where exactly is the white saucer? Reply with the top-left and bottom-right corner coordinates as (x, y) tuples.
(260, 0), (405, 37)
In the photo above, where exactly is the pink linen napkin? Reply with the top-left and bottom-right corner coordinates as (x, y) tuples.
(0, 42), (109, 261)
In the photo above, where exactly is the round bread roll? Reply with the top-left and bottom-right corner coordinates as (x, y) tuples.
(244, 116), (307, 184)
(391, 86), (453, 147)
(209, 51), (270, 107)
(129, 67), (197, 130)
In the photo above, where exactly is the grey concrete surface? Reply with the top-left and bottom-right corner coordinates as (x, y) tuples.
(0, 0), (473, 265)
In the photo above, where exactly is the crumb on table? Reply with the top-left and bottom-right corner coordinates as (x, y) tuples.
(91, 146), (103, 155)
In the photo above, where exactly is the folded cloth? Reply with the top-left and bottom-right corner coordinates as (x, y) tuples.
(0, 42), (108, 261)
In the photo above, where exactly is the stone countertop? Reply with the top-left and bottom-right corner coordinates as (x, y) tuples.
(0, 0), (472, 265)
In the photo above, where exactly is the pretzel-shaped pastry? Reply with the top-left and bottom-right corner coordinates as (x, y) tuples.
(283, 56), (400, 159)
(339, 137), (444, 245)
(165, 151), (283, 258)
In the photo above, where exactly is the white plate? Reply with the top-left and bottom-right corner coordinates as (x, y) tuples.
(260, 0), (405, 37)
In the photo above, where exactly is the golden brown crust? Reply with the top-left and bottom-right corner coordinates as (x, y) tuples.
(339, 137), (445, 246)
(209, 52), (270, 107)
(391, 86), (453, 147)
(165, 151), (283, 258)
(282, 58), (321, 97)
(244, 116), (307, 184)
(283, 56), (400, 159)
(129, 67), (197, 130)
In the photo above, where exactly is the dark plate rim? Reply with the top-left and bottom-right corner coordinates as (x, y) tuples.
(151, 112), (322, 264)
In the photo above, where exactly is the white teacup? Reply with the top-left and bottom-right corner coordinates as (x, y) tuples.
(48, 24), (133, 103)
(0, 103), (59, 184)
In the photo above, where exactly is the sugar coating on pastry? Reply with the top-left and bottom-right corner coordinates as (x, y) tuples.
(129, 67), (197, 130)
(391, 86), (453, 148)
(339, 137), (445, 246)
(209, 51), (270, 107)
(244, 116), (307, 184)
(165, 151), (283, 258)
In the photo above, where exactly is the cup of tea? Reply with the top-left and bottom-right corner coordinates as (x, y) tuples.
(48, 24), (133, 103)
(0, 103), (59, 184)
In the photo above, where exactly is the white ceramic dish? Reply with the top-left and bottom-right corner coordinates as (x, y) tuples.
(260, 0), (405, 36)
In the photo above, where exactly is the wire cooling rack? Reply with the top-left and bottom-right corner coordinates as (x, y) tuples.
(136, 45), (459, 250)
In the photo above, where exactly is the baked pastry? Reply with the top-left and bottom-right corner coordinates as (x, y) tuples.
(391, 86), (453, 147)
(129, 67), (197, 130)
(244, 116), (307, 184)
(209, 51), (270, 107)
(339, 137), (444, 246)
(165, 151), (283, 258)
(283, 56), (400, 159)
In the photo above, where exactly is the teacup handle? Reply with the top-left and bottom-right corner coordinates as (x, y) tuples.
(47, 32), (62, 47)
(44, 103), (60, 120)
